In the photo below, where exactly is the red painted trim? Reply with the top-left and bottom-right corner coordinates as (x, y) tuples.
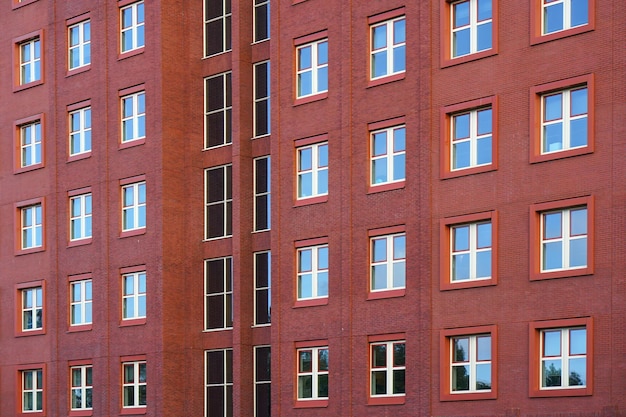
(367, 181), (405, 194)
(294, 134), (328, 148)
(368, 117), (406, 132)
(294, 92), (328, 106)
(121, 265), (147, 275)
(14, 197), (46, 255)
(367, 288), (405, 300)
(368, 7), (406, 25)
(15, 280), (46, 337)
(293, 30), (328, 47)
(13, 30), (44, 92)
(14, 113), (45, 174)
(528, 317), (593, 397)
(368, 225), (405, 237)
(368, 333), (405, 343)
(367, 72), (405, 88)
(293, 298), (328, 308)
(530, 0), (595, 45)
(294, 339), (329, 348)
(367, 395), (405, 405)
(16, 363), (47, 416)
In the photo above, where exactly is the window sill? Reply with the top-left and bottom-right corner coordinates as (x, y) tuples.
(69, 409), (93, 417)
(531, 25), (594, 46)
(367, 289), (405, 300)
(120, 318), (146, 327)
(530, 267), (593, 282)
(66, 65), (91, 78)
(294, 195), (328, 207)
(118, 47), (145, 61)
(530, 386), (592, 398)
(13, 79), (43, 93)
(120, 138), (146, 150)
(440, 390), (496, 401)
(120, 407), (147, 415)
(441, 49), (497, 69)
(441, 277), (497, 291)
(441, 164), (496, 180)
(15, 328), (45, 337)
(16, 246), (45, 256)
(367, 72), (405, 88)
(530, 146), (592, 164)
(294, 399), (328, 408)
(294, 92), (328, 107)
(368, 395), (405, 405)
(294, 298), (328, 308)
(368, 181), (404, 194)
(68, 152), (92, 163)
(14, 163), (44, 175)
(68, 238), (92, 248)
(68, 324), (92, 333)
(120, 228), (146, 239)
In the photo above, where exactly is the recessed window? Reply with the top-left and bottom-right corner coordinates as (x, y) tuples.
(296, 39), (328, 99)
(253, 0), (270, 42)
(122, 271), (146, 320)
(297, 346), (329, 400)
(70, 279), (92, 326)
(21, 369), (44, 412)
(205, 349), (233, 415)
(540, 206), (587, 272)
(122, 361), (147, 408)
(451, 107), (492, 171)
(120, 2), (145, 53)
(542, 0), (588, 35)
(21, 286), (43, 332)
(69, 106), (92, 156)
(297, 142), (328, 200)
(21, 204), (43, 250)
(254, 156), (271, 231)
(204, 165), (232, 239)
(19, 37), (41, 85)
(70, 365), (93, 411)
(450, 221), (492, 282)
(371, 125), (405, 186)
(70, 193), (92, 241)
(205, 257), (233, 330)
(297, 245), (328, 300)
(253, 62), (270, 138)
(121, 91), (146, 143)
(254, 346), (271, 417)
(204, 72), (232, 148)
(68, 20), (91, 70)
(19, 120), (42, 168)
(121, 181), (146, 232)
(370, 341), (405, 398)
(541, 86), (588, 154)
(254, 251), (271, 326)
(451, 0), (492, 58)
(370, 17), (405, 80)
(370, 234), (405, 292)
(204, 0), (231, 56)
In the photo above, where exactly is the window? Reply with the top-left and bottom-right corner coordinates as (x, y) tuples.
(70, 193), (92, 241)
(297, 141), (328, 200)
(122, 271), (146, 320)
(530, 76), (593, 162)
(440, 211), (497, 290)
(297, 245), (328, 301)
(204, 73), (232, 148)
(19, 37), (41, 85)
(205, 349), (233, 417)
(297, 346), (329, 401)
(529, 318), (592, 397)
(21, 203), (43, 250)
(254, 156), (271, 231)
(205, 165), (232, 239)
(370, 233), (405, 292)
(253, 0), (270, 42)
(68, 20), (91, 70)
(370, 16), (405, 80)
(69, 106), (91, 156)
(370, 125), (405, 186)
(70, 365), (93, 411)
(254, 346), (271, 417)
(542, 0), (588, 35)
(21, 286), (43, 332)
(204, 0), (231, 56)
(370, 341), (405, 398)
(440, 326), (497, 401)
(21, 369), (43, 412)
(451, 0), (492, 58)
(19, 120), (42, 168)
(120, 2), (145, 53)
(122, 361), (147, 408)
(121, 91), (146, 143)
(253, 62), (270, 137)
(122, 181), (146, 232)
(530, 196), (593, 280)
(70, 279), (92, 326)
(254, 251), (271, 325)
(441, 97), (497, 178)
(205, 257), (233, 330)
(296, 38), (328, 99)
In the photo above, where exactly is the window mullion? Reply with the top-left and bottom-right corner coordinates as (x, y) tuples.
(469, 110), (478, 166)
(562, 209), (571, 267)
(469, 0), (478, 53)
(468, 336), (477, 390)
(387, 236), (394, 288)
(562, 90), (571, 148)
(387, 22), (394, 71)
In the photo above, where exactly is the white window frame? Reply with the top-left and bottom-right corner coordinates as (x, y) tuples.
(121, 91), (146, 143)
(204, 72), (232, 149)
(540, 87), (588, 154)
(203, 0), (232, 57)
(253, 156), (271, 232)
(450, 221), (492, 282)
(253, 0), (270, 43)
(120, 1), (145, 53)
(122, 361), (147, 408)
(297, 346), (329, 400)
(204, 165), (232, 240)
(205, 349), (233, 417)
(297, 245), (329, 300)
(370, 233), (406, 292)
(370, 16), (406, 80)
(21, 204), (43, 249)
(253, 251), (271, 326)
(296, 39), (328, 98)
(451, 107), (492, 171)
(20, 38), (41, 84)
(68, 20), (91, 70)
(253, 61), (270, 138)
(540, 206), (587, 272)
(204, 257), (233, 331)
(370, 341), (406, 397)
(370, 125), (406, 185)
(122, 182), (146, 232)
(70, 279), (92, 326)
(21, 286), (43, 331)
(70, 365), (93, 410)
(542, 0), (588, 35)
(540, 327), (587, 389)
(450, 334), (492, 393)
(22, 369), (43, 412)
(69, 106), (92, 156)
(450, 0), (493, 58)
(70, 193), (92, 241)
(297, 142), (328, 199)
(20, 120), (42, 168)
(122, 272), (146, 320)
(254, 345), (271, 417)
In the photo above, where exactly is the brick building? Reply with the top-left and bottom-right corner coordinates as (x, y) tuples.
(0, 0), (624, 416)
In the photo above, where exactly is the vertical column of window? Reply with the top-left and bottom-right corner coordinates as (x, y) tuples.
(541, 87), (588, 154)
(370, 126), (405, 186)
(253, 62), (270, 138)
(254, 156), (270, 231)
(370, 17), (405, 80)
(205, 165), (232, 239)
(122, 361), (147, 408)
(70, 365), (93, 411)
(450, 334), (492, 392)
(70, 193), (92, 241)
(21, 287), (43, 331)
(296, 39), (328, 98)
(541, 207), (587, 271)
(21, 204), (43, 249)
(204, 0), (231, 56)
(451, 0), (492, 58)
(450, 221), (492, 282)
(122, 272), (147, 320)
(370, 341), (405, 398)
(120, 2), (145, 53)
(204, 257), (233, 330)
(254, 346), (271, 417)
(540, 327), (587, 389)
(19, 38), (41, 85)
(70, 279), (93, 326)
(254, 251), (271, 325)
(542, 0), (588, 35)
(121, 182), (146, 231)
(21, 369), (44, 412)
(205, 349), (233, 416)
(451, 107), (492, 171)
(297, 142), (328, 199)
(69, 106), (92, 156)
(121, 92), (146, 144)
(68, 20), (91, 70)
(297, 347), (329, 400)
(370, 234), (406, 292)
(297, 245), (329, 300)
(19, 120), (42, 168)
(253, 0), (270, 42)
(205, 73), (232, 148)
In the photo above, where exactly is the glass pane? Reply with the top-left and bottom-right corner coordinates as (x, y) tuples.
(542, 359), (562, 387)
(571, 88), (588, 116)
(393, 343), (405, 366)
(317, 374), (328, 398)
(569, 357), (586, 385)
(477, 335), (491, 360)
(317, 41), (328, 65)
(317, 272), (328, 297)
(544, 94), (563, 121)
(393, 369), (405, 394)
(298, 173), (312, 197)
(298, 46), (311, 70)
(452, 365), (470, 391)
(569, 238), (587, 268)
(299, 350), (312, 372)
(544, 3), (564, 33)
(453, 337), (469, 362)
(372, 159), (387, 184)
(453, 28), (470, 57)
(452, 254), (469, 280)
(394, 128), (405, 151)
(298, 274), (312, 298)
(297, 72), (312, 96)
(570, 117), (588, 148)
(372, 51), (387, 78)
(544, 212), (562, 239)
(453, 226), (469, 251)
(372, 265), (387, 290)
(393, 153), (405, 180)
(372, 344), (386, 367)
(317, 169), (328, 194)
(477, 109), (492, 135)
(317, 67), (328, 93)
(394, 235), (406, 259)
(298, 249), (311, 272)
(371, 370), (387, 395)
(318, 349), (329, 370)
(318, 144), (328, 167)
(298, 375), (312, 398)
(372, 132), (387, 156)
(571, 0), (589, 27)
(453, 1), (470, 27)
(543, 330), (561, 356)
(570, 328), (586, 354)
(453, 141), (470, 169)
(477, 22), (492, 51)
(298, 148), (312, 170)
(477, 223), (492, 248)
(372, 25), (386, 50)
(475, 363), (491, 389)
(476, 250), (491, 278)
(477, 136), (492, 165)
(543, 241), (563, 270)
(392, 262), (405, 288)
(372, 238), (387, 262)
(393, 19), (405, 44)
(478, 0), (492, 20)
(393, 45), (405, 72)
(570, 208), (587, 235)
